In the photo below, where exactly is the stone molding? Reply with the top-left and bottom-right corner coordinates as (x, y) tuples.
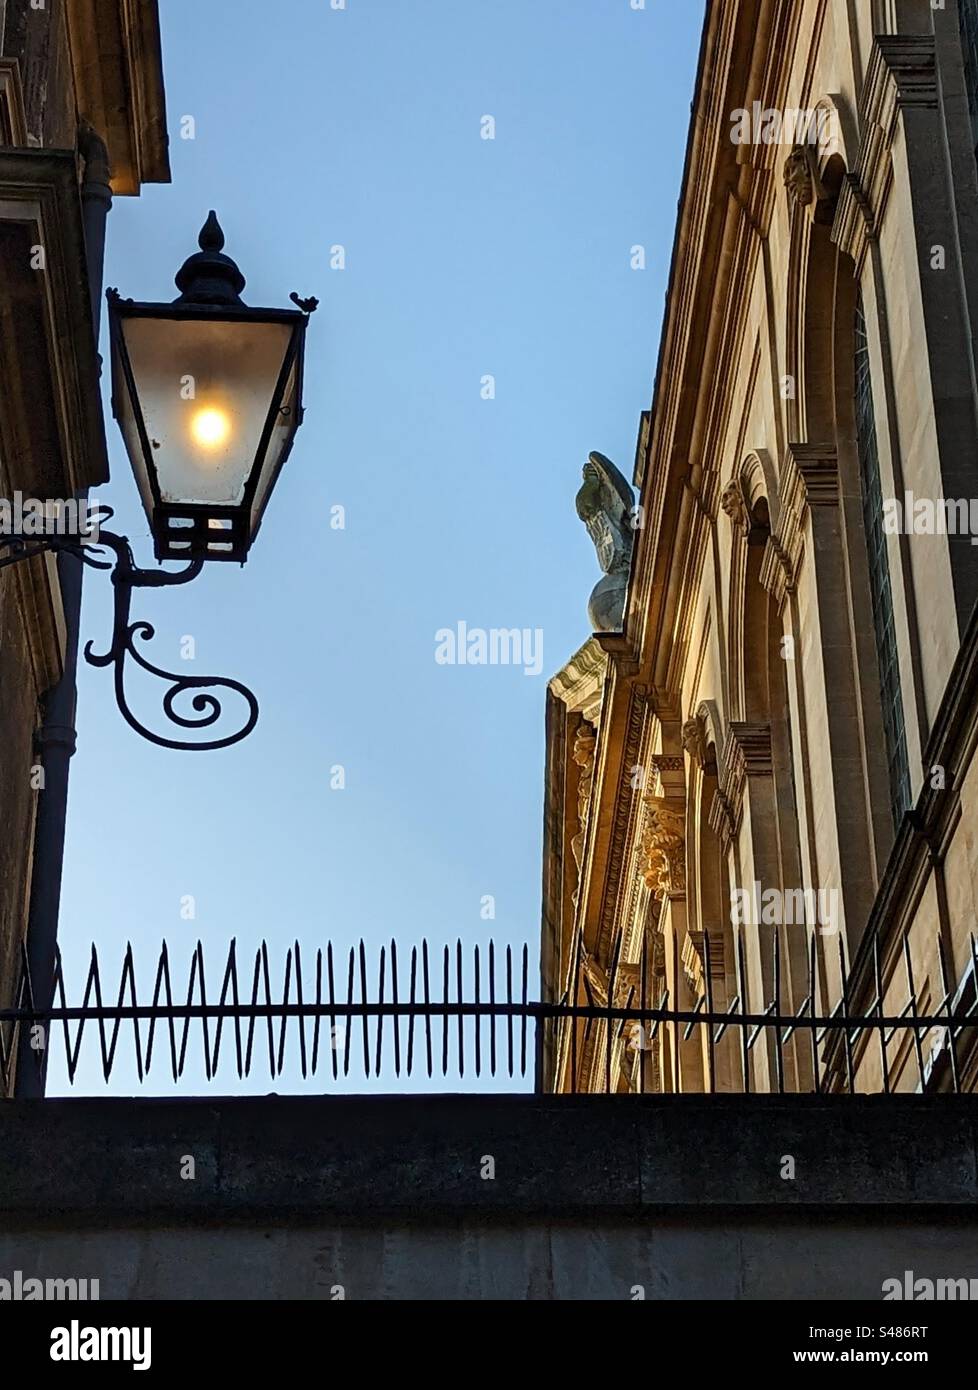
(719, 722), (773, 830)
(682, 929), (726, 994)
(761, 444), (839, 608)
(833, 37), (937, 272)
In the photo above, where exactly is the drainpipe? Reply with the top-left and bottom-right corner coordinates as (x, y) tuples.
(15, 123), (112, 1097)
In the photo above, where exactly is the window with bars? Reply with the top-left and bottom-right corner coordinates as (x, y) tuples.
(854, 294), (912, 829)
(961, 0), (978, 161)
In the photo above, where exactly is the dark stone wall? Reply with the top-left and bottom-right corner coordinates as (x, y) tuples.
(3, 0), (76, 147)
(1, 1094), (977, 1298)
(0, 0), (80, 1068)
(0, 569), (39, 1031)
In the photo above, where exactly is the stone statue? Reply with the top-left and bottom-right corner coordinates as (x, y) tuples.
(575, 451), (635, 631)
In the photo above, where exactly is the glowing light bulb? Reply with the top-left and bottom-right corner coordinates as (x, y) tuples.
(190, 406), (231, 451)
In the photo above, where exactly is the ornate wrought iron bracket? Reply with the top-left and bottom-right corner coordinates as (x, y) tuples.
(0, 507), (258, 751)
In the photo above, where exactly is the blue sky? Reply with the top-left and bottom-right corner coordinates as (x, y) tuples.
(53, 0), (704, 1093)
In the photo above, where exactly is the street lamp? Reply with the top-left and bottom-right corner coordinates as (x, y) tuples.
(0, 212), (317, 750)
(108, 211), (315, 564)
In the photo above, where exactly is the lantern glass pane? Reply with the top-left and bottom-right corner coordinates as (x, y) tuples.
(112, 344), (156, 522)
(250, 350), (300, 531)
(119, 315), (293, 507)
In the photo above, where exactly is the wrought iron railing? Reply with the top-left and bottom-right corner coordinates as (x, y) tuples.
(2, 928), (976, 1095)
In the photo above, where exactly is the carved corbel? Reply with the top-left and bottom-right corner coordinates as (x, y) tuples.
(708, 788), (737, 847)
(641, 795), (686, 897)
(762, 444), (840, 608)
(682, 929), (726, 995)
(759, 534), (796, 610)
(681, 716), (707, 770)
(720, 478), (751, 538)
(833, 37), (936, 272)
(718, 723), (772, 830)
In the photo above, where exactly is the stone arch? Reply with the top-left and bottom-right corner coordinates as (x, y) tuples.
(723, 450), (778, 724)
(778, 136), (898, 957)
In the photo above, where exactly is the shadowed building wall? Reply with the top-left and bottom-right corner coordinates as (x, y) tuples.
(0, 0), (169, 1087)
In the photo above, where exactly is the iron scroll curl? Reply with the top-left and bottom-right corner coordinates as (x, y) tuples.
(79, 523), (259, 751)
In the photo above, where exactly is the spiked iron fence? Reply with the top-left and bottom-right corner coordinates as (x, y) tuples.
(2, 929), (976, 1095)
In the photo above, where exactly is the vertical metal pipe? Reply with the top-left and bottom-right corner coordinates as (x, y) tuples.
(15, 125), (112, 1098)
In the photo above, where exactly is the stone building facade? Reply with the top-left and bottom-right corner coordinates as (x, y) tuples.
(0, 0), (169, 1085)
(542, 0), (978, 1094)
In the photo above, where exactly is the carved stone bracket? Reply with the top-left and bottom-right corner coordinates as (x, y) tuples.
(641, 795), (686, 897)
(570, 718), (597, 902)
(682, 929), (726, 995)
(681, 715), (708, 770)
(580, 944), (643, 1008)
(762, 444), (839, 609)
(833, 37), (936, 272)
(708, 788), (737, 847)
(720, 477), (751, 537)
(719, 722), (773, 830)
(759, 534), (796, 610)
(682, 702), (722, 777)
(647, 751), (686, 800)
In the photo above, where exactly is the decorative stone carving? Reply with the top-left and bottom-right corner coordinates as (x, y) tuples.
(759, 533), (796, 609)
(761, 444), (840, 609)
(682, 716), (707, 769)
(833, 38), (937, 273)
(682, 929), (726, 994)
(641, 796), (686, 896)
(708, 788), (737, 847)
(576, 450), (635, 632)
(783, 144), (815, 206)
(570, 719), (597, 892)
(579, 944), (643, 1008)
(719, 723), (773, 832)
(720, 478), (750, 536)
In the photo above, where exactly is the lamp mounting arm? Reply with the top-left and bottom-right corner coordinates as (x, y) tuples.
(0, 508), (258, 752)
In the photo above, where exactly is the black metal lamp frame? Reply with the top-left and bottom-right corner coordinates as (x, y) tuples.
(0, 506), (258, 751)
(0, 214), (318, 753)
(107, 212), (318, 564)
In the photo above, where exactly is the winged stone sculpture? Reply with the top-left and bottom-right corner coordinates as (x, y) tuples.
(575, 450), (635, 631)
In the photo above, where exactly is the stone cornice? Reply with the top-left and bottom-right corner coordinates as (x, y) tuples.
(548, 637), (608, 724)
(720, 722), (773, 829)
(65, 0), (171, 194)
(761, 444), (839, 607)
(863, 37), (938, 136)
(833, 37), (937, 272)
